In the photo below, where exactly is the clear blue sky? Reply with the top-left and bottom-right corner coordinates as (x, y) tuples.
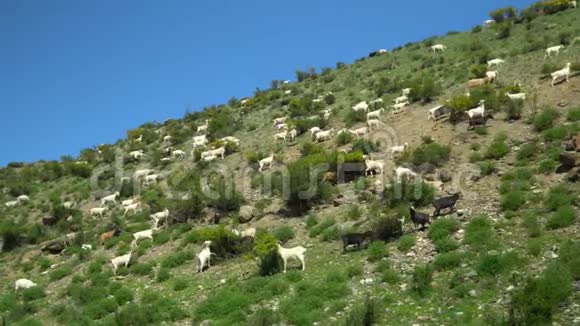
(0, 0), (535, 166)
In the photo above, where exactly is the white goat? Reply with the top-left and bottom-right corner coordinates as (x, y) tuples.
(392, 101), (410, 114)
(129, 150), (146, 160)
(123, 203), (141, 216)
(309, 126), (322, 138)
(144, 174), (160, 184)
(545, 45), (564, 58)
(121, 198), (136, 207)
(370, 98), (384, 105)
(15, 279), (37, 292)
(4, 200), (18, 208)
(394, 95), (408, 104)
(63, 201), (75, 209)
(352, 101), (369, 112)
(394, 167), (418, 181)
(367, 119), (384, 131)
(203, 155), (217, 162)
(150, 208), (169, 229)
(287, 129), (297, 143)
(366, 108), (384, 120)
(466, 100), (485, 119)
(274, 131), (288, 143)
(277, 243), (306, 273)
(134, 169), (154, 180)
(101, 192), (120, 205)
(81, 244), (93, 250)
(487, 58), (505, 68)
(163, 135), (173, 144)
(349, 127), (369, 139)
(202, 146), (226, 160)
(131, 228), (156, 249)
(551, 62), (572, 87)
(259, 155), (275, 172)
(486, 70), (498, 82)
(171, 150), (186, 159)
(401, 88), (412, 96)
(431, 44), (447, 53)
(428, 105), (450, 121)
(111, 251), (132, 274)
(364, 157), (384, 176)
(506, 92), (526, 101)
(197, 240), (215, 273)
(275, 123), (288, 131)
(241, 228), (256, 238)
(17, 195), (30, 202)
(315, 129), (334, 142)
(272, 116), (288, 126)
(90, 207), (108, 218)
(197, 120), (209, 134)
(391, 143), (409, 156)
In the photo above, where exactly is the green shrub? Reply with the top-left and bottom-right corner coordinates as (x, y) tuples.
(484, 135), (509, 160)
(248, 308), (281, 326)
(412, 264), (433, 297)
(345, 109), (366, 126)
(543, 126), (568, 142)
(537, 159), (557, 174)
(172, 278), (189, 291)
(0, 221), (24, 251)
(398, 235), (416, 252)
(156, 267), (171, 283)
(309, 218), (335, 238)
(112, 286), (134, 306)
(22, 287), (45, 302)
(546, 205), (576, 229)
(129, 262), (154, 276)
(503, 99), (523, 120)
(161, 250), (195, 269)
(351, 139), (379, 154)
(195, 288), (250, 323)
(476, 252), (519, 277)
(366, 241), (387, 262)
(428, 218), (460, 242)
(274, 225), (295, 243)
(516, 142), (537, 162)
(500, 191), (527, 212)
(49, 265), (73, 281)
(545, 185), (573, 211)
(321, 226), (340, 242)
(510, 263), (573, 325)
(411, 142), (451, 166)
(346, 263), (364, 278)
(522, 212), (542, 238)
(464, 215), (497, 252)
(478, 160), (496, 176)
(336, 131), (354, 146)
(346, 205), (362, 221)
(527, 238), (543, 257)
(433, 252), (462, 270)
(533, 108), (559, 132)
(383, 180), (434, 208)
(254, 232), (282, 276)
(433, 238), (460, 253)
(567, 107), (580, 122)
(559, 240), (580, 280)
(343, 296), (381, 326)
(372, 214), (403, 241)
(305, 214), (318, 229)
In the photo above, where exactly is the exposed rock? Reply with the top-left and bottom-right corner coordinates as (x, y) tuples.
(239, 205), (255, 223)
(439, 170), (452, 183)
(543, 250), (558, 259)
(469, 290), (480, 297)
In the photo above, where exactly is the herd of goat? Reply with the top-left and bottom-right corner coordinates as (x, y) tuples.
(5, 30), (578, 293)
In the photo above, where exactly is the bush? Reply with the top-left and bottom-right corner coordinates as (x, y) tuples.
(343, 296), (381, 326)
(309, 218), (335, 238)
(336, 131), (354, 146)
(412, 264), (433, 297)
(544, 185), (572, 211)
(500, 191), (527, 212)
(398, 235), (415, 252)
(366, 241), (387, 262)
(546, 205), (576, 229)
(496, 22), (512, 39)
(470, 64), (487, 78)
(567, 107), (580, 122)
(527, 238), (543, 257)
(560, 240), (580, 280)
(273, 225), (295, 243)
(346, 263), (364, 278)
(476, 252), (518, 277)
(537, 159), (557, 174)
(254, 232), (282, 276)
(433, 238), (460, 253)
(161, 250), (195, 269)
(22, 287), (45, 302)
(351, 139), (379, 154)
(478, 160), (496, 176)
(484, 134), (509, 160)
(383, 180), (434, 208)
(433, 252), (462, 270)
(503, 98), (523, 120)
(49, 265), (73, 281)
(248, 308), (281, 326)
(129, 263), (154, 276)
(344, 110), (366, 126)
(428, 218), (460, 242)
(0, 221), (24, 251)
(510, 263), (573, 325)
(156, 267), (171, 282)
(533, 108), (559, 132)
(346, 205), (362, 221)
(516, 142), (537, 162)
(372, 214), (403, 241)
(172, 278), (189, 292)
(411, 142), (451, 166)
(522, 212), (542, 238)
(464, 215), (497, 252)
(543, 126), (569, 142)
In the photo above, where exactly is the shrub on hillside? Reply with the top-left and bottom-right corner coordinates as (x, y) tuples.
(412, 264), (434, 297)
(546, 205), (576, 229)
(478, 160), (496, 176)
(484, 134), (509, 160)
(0, 221), (24, 251)
(510, 262), (573, 325)
(567, 107), (580, 122)
(274, 225), (295, 243)
(351, 139), (379, 154)
(544, 185), (573, 211)
(470, 64), (488, 78)
(344, 109), (366, 127)
(343, 296), (381, 326)
(504, 99), (523, 120)
(411, 142), (450, 166)
(254, 232), (282, 276)
(464, 215), (497, 252)
(384, 180), (435, 208)
(407, 76), (441, 103)
(336, 131), (354, 146)
(371, 214), (403, 241)
(366, 241), (387, 262)
(533, 108), (559, 131)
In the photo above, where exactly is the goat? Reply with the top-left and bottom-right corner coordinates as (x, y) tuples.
(401, 88), (412, 96)
(144, 174), (160, 185)
(467, 77), (489, 89)
(150, 208), (169, 229)
(274, 131), (287, 143)
(277, 243), (306, 273)
(545, 45), (564, 58)
(81, 244), (93, 250)
(259, 155), (275, 172)
(349, 127), (368, 139)
(551, 62), (571, 87)
(123, 202), (141, 216)
(315, 129), (335, 142)
(428, 105), (450, 121)
(505, 92), (526, 101)
(100, 226), (121, 246)
(203, 154), (217, 162)
(352, 101), (369, 112)
(367, 119), (384, 131)
(321, 172), (337, 184)
(197, 240), (215, 272)
(364, 156), (384, 176)
(272, 116), (288, 127)
(101, 192), (120, 205)
(121, 198), (136, 207)
(17, 195), (30, 202)
(467, 100), (485, 119)
(4, 200), (18, 208)
(197, 120), (209, 134)
(15, 279), (37, 292)
(90, 207), (108, 218)
(486, 70), (498, 82)
(287, 129), (297, 143)
(240, 228), (256, 238)
(131, 228), (157, 249)
(366, 108), (384, 120)
(203, 146), (226, 160)
(171, 150), (186, 159)
(163, 135), (173, 144)
(431, 44), (447, 53)
(129, 150), (146, 160)
(63, 201), (75, 209)
(134, 169), (154, 180)
(394, 167), (418, 181)
(467, 115), (489, 130)
(432, 192), (462, 217)
(111, 251), (132, 274)
(487, 58), (505, 67)
(341, 231), (373, 253)
(391, 143), (409, 156)
(309, 126), (322, 138)
(392, 101), (410, 114)
(394, 95), (408, 105)
(41, 216), (60, 226)
(409, 206), (430, 231)
(275, 123), (288, 131)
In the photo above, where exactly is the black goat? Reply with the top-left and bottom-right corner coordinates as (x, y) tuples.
(341, 231), (373, 253)
(42, 216), (60, 226)
(432, 192), (462, 218)
(409, 206), (430, 231)
(467, 115), (489, 130)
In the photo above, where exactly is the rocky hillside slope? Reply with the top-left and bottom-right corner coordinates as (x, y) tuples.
(1, 2), (580, 325)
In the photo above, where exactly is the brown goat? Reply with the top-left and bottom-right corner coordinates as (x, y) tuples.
(466, 77), (489, 89)
(99, 226), (121, 246)
(321, 172), (337, 184)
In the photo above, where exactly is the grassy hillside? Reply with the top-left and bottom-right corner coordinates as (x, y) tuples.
(1, 2), (580, 325)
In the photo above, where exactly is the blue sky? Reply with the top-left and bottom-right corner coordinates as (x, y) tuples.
(0, 0), (535, 166)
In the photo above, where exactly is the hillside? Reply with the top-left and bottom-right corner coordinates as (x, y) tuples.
(1, 2), (580, 325)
